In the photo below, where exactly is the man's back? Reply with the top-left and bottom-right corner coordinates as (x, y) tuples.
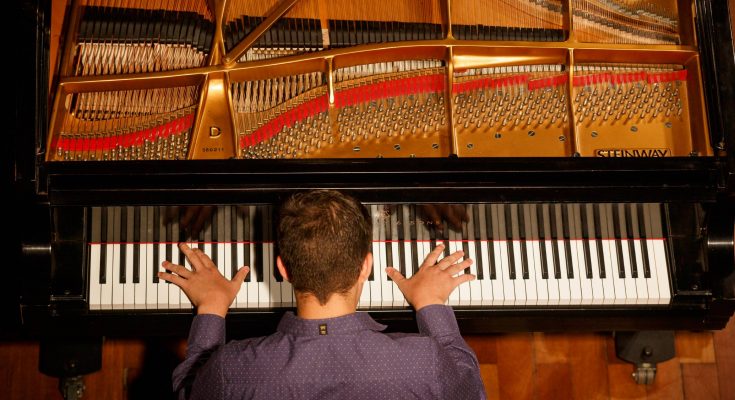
(179, 307), (483, 400)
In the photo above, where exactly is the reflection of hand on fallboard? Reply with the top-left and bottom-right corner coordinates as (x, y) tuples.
(165, 206), (214, 240)
(418, 204), (469, 232)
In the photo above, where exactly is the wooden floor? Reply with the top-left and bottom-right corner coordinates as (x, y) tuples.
(0, 317), (733, 400)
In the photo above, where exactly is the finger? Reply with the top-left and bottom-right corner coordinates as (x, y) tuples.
(385, 267), (406, 284)
(189, 247), (217, 270)
(445, 258), (473, 275)
(232, 266), (250, 283)
(452, 273), (476, 286)
(420, 244), (446, 268)
(157, 271), (188, 288)
(436, 250), (464, 269)
(161, 261), (192, 278)
(178, 243), (201, 270)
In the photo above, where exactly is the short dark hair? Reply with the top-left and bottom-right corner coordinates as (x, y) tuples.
(277, 190), (372, 304)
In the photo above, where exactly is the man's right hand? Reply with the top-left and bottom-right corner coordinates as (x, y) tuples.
(385, 244), (475, 310)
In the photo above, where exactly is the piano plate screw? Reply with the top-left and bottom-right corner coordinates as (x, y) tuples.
(630, 126), (639, 132)
(591, 131), (599, 138)
(394, 144), (401, 151)
(528, 130), (536, 137)
(432, 143), (439, 149)
(665, 122), (673, 128)
(558, 135), (566, 142)
(353, 146), (361, 152)
(467, 143), (474, 149)
(494, 133), (502, 139)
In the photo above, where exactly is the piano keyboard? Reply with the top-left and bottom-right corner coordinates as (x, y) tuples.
(87, 203), (671, 310)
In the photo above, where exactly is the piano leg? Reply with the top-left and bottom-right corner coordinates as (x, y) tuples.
(614, 331), (675, 385)
(39, 337), (103, 400)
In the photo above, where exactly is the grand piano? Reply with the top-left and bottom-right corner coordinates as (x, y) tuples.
(10, 0), (735, 393)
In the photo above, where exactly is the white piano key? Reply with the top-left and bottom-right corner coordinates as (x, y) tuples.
(218, 206), (228, 280)
(571, 205), (592, 304)
(565, 206), (583, 305)
(389, 206), (405, 307)
(167, 216), (181, 309)
(648, 204), (671, 303)
(124, 237), (135, 308)
(638, 204), (660, 304)
(369, 205), (383, 308)
(156, 209), (169, 309)
(488, 205), (506, 305)
(521, 205), (538, 305)
(379, 206), (393, 307)
(110, 207), (124, 309)
(598, 206), (622, 304)
(247, 206), (260, 307)
(89, 244), (102, 310)
(100, 207), (114, 310)
(447, 225), (462, 306)
(476, 204), (493, 305)
(235, 209), (248, 308)
(466, 207), (483, 305)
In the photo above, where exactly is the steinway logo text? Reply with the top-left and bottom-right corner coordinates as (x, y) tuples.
(596, 148), (670, 157)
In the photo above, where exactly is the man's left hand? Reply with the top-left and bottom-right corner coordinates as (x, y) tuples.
(159, 243), (249, 317)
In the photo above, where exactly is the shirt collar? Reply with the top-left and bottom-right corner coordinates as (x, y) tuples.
(277, 311), (387, 337)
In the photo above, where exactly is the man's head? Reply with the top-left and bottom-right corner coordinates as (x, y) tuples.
(277, 190), (372, 305)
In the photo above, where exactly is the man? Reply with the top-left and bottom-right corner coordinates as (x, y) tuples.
(160, 190), (485, 399)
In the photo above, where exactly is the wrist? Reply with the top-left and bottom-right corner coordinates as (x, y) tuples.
(196, 304), (228, 318)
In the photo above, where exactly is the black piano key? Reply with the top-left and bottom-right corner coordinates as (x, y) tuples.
(383, 206), (393, 273)
(243, 207), (251, 282)
(625, 204), (639, 278)
(561, 204), (574, 279)
(503, 204), (516, 280)
(593, 204), (607, 279)
(396, 205), (406, 277)
(536, 204), (549, 279)
(636, 203), (652, 278)
(579, 204), (593, 279)
(461, 216), (470, 274)
(100, 207), (108, 284)
(119, 207), (127, 284)
(255, 206), (265, 283)
(518, 205), (529, 280)
(549, 204), (562, 279)
(152, 206), (160, 283)
(409, 205), (419, 275)
(132, 207), (140, 284)
(231, 206), (239, 279)
(177, 208), (185, 268)
(611, 204), (625, 278)
(485, 204), (497, 280)
(211, 207), (218, 267)
(471, 205), (483, 280)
